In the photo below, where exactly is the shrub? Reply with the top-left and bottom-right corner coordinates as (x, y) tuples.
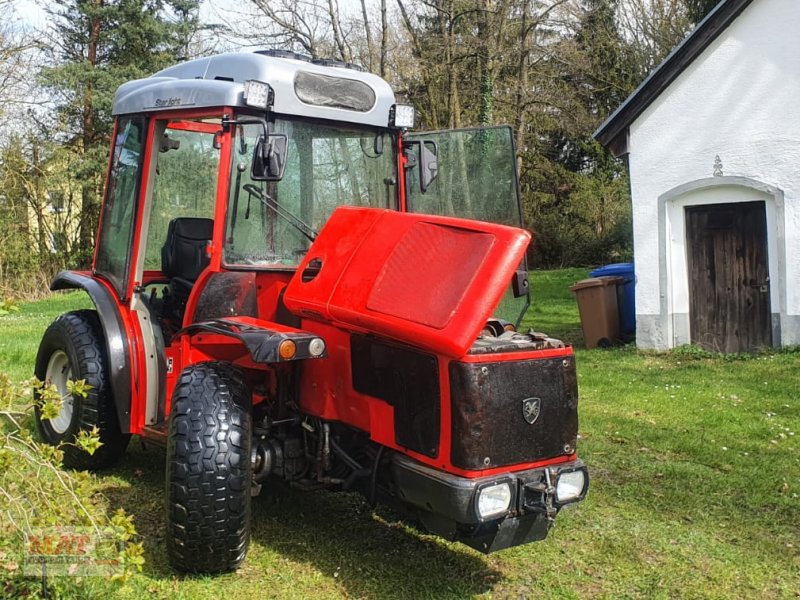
(0, 374), (143, 598)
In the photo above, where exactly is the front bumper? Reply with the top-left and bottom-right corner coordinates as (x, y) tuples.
(392, 454), (588, 553)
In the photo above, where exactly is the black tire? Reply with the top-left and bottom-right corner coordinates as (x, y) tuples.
(166, 362), (252, 573)
(34, 310), (130, 470)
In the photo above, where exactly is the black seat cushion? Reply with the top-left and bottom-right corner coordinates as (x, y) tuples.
(161, 217), (214, 282)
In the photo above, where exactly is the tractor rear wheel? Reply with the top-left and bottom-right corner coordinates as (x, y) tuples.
(166, 362), (252, 573)
(34, 310), (130, 469)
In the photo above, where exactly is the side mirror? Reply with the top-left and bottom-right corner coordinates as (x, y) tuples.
(252, 133), (288, 181)
(405, 140), (439, 193)
(418, 140), (438, 192)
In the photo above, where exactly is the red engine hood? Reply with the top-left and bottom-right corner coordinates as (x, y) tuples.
(283, 207), (531, 358)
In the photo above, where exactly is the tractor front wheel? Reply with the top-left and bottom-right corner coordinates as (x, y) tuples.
(166, 362), (252, 573)
(34, 310), (130, 469)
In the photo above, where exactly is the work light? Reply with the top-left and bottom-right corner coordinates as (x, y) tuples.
(476, 481), (512, 520)
(243, 80), (272, 109)
(390, 104), (415, 128)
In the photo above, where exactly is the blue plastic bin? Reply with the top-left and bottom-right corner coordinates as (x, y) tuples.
(590, 263), (635, 337)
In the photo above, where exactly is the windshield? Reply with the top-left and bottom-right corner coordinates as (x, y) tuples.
(225, 118), (397, 268)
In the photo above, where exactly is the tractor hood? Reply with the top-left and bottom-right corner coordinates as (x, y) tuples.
(283, 207), (531, 358)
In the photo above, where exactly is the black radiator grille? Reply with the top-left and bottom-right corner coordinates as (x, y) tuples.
(449, 356), (578, 470)
(351, 336), (440, 457)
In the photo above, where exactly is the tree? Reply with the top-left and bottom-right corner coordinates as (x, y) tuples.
(0, 0), (39, 122)
(39, 0), (204, 265)
(617, 0), (692, 77)
(685, 0), (719, 23)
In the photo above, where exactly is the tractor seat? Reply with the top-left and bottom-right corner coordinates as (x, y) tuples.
(161, 217), (214, 323)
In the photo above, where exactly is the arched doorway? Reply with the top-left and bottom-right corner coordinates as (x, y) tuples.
(657, 176), (786, 352)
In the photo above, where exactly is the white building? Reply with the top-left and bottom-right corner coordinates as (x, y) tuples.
(595, 0), (800, 352)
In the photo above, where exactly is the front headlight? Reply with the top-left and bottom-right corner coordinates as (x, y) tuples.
(308, 337), (326, 357)
(476, 482), (512, 519)
(555, 468), (588, 504)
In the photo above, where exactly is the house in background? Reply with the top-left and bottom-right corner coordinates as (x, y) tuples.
(595, 0), (800, 353)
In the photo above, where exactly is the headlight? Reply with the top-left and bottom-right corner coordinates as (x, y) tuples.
(555, 468), (587, 504)
(476, 482), (512, 519)
(308, 337), (326, 357)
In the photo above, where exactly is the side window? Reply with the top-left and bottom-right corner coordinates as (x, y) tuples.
(405, 126), (529, 326)
(406, 126), (522, 227)
(95, 117), (147, 298)
(143, 123), (219, 269)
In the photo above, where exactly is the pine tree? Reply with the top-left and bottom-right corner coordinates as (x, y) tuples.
(39, 0), (202, 265)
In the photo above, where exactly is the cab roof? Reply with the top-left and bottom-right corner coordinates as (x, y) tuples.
(112, 50), (397, 128)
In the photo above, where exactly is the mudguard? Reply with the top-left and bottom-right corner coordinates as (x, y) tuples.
(50, 271), (132, 432)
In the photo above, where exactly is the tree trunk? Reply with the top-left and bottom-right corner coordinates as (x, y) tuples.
(379, 0), (387, 77)
(78, 0), (103, 264)
(30, 145), (49, 259)
(514, 0), (530, 176)
(360, 0), (375, 71)
(327, 0), (351, 62)
(445, 0), (461, 128)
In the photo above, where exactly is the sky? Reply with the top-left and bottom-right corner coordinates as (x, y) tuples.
(6, 0), (263, 55)
(9, 0), (46, 28)
(10, 0), (240, 28)
(9, 0), (363, 32)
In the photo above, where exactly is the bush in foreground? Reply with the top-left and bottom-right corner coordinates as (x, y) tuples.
(0, 374), (143, 599)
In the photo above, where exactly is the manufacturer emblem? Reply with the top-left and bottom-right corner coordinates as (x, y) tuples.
(522, 398), (541, 425)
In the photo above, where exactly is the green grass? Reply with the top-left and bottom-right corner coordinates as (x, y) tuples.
(0, 292), (92, 381)
(1, 273), (798, 598)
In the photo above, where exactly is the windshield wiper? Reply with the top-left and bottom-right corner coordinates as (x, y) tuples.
(242, 183), (318, 243)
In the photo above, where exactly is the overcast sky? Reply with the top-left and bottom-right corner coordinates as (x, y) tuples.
(10, 0), (46, 27)
(9, 0), (362, 31)
(11, 0), (236, 27)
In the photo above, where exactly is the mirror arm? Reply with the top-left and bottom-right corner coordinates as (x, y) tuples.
(222, 115), (269, 138)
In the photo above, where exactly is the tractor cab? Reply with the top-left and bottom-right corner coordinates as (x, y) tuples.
(35, 50), (587, 573)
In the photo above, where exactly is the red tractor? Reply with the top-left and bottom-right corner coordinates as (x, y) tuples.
(34, 50), (587, 573)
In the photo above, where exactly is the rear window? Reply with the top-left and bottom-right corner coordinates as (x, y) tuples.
(294, 71), (376, 112)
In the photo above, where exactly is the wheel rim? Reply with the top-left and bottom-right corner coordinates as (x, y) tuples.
(45, 350), (74, 434)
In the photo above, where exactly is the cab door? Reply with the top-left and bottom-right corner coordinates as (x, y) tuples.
(404, 126), (530, 326)
(128, 113), (229, 429)
(92, 117), (150, 432)
(94, 117), (148, 300)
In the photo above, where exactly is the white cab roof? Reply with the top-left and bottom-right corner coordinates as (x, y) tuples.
(112, 51), (397, 128)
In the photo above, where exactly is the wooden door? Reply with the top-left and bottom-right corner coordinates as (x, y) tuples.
(686, 201), (771, 353)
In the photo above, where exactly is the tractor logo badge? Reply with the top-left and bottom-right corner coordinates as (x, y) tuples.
(522, 398), (541, 425)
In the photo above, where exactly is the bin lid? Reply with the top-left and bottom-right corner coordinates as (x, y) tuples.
(589, 262), (634, 278)
(569, 276), (623, 292)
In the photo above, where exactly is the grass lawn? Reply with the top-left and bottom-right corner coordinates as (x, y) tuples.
(1, 270), (798, 599)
